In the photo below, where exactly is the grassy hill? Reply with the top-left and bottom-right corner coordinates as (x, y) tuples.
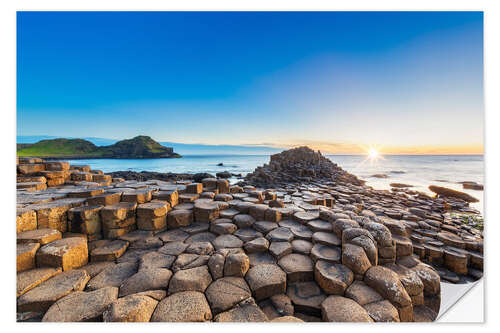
(17, 136), (181, 159)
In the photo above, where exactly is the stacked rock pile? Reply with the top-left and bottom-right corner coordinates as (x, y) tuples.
(244, 146), (363, 187)
(17, 157), (112, 192)
(16, 150), (483, 322)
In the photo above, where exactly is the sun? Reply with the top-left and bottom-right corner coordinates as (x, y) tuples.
(368, 148), (379, 159)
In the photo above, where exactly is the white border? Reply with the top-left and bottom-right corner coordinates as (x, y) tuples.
(2, 1), (498, 331)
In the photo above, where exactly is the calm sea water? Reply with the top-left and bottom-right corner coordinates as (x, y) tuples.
(63, 154), (484, 215)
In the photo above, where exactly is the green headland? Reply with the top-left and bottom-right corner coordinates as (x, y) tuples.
(16, 135), (182, 159)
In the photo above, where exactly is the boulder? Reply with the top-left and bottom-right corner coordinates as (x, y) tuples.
(81, 261), (115, 278)
(67, 205), (102, 235)
(17, 228), (62, 245)
(86, 262), (138, 291)
(244, 237), (269, 253)
(167, 209), (193, 228)
(429, 185), (479, 202)
(314, 261), (354, 295)
(269, 241), (293, 259)
(137, 215), (167, 231)
(413, 305), (438, 322)
(364, 222), (393, 248)
(133, 290), (167, 301)
(266, 227), (294, 242)
(278, 253), (314, 282)
(157, 229), (189, 242)
(151, 291), (212, 322)
(121, 189), (153, 204)
(213, 297), (268, 322)
(248, 252), (277, 267)
(17, 270), (90, 312)
(90, 240), (129, 262)
(287, 281), (326, 316)
(312, 232), (341, 247)
(17, 267), (62, 297)
(270, 294), (294, 316)
(17, 242), (40, 272)
(217, 179), (230, 193)
(194, 200), (220, 222)
(36, 237), (88, 271)
(103, 294), (158, 322)
(342, 228), (378, 265)
(168, 265), (212, 294)
(137, 201), (169, 218)
(291, 239), (313, 254)
(321, 295), (373, 322)
(208, 253), (225, 280)
(158, 241), (188, 256)
(254, 221), (279, 233)
(308, 219), (334, 232)
(184, 231), (216, 244)
(128, 236), (163, 250)
(26, 201), (70, 232)
(119, 268), (173, 297)
(205, 277), (252, 314)
(363, 300), (400, 322)
(341, 243), (372, 276)
(245, 264), (286, 300)
(233, 214), (256, 228)
(152, 190), (179, 207)
(289, 224), (314, 240)
(139, 252), (175, 270)
(311, 244), (341, 263)
(186, 241), (214, 255)
(224, 253), (250, 277)
(234, 228), (263, 242)
(16, 208), (37, 233)
(265, 208), (282, 222)
(345, 280), (383, 305)
(171, 254), (210, 272)
(101, 202), (137, 221)
(411, 264), (441, 296)
(364, 266), (412, 319)
(42, 287), (118, 322)
(210, 222), (237, 235)
(86, 192), (121, 206)
(213, 234), (243, 250)
(384, 263), (424, 296)
(294, 211), (319, 224)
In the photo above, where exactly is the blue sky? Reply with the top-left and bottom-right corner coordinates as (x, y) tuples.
(17, 11), (483, 153)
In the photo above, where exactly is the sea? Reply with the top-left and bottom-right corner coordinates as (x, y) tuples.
(63, 154), (484, 215)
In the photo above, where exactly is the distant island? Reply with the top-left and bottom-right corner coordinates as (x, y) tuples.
(17, 135), (284, 155)
(16, 135), (182, 159)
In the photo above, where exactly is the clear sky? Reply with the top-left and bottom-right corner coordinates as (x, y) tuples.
(17, 11), (483, 154)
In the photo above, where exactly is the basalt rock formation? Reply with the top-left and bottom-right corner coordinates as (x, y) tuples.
(244, 146), (363, 187)
(15, 148), (483, 322)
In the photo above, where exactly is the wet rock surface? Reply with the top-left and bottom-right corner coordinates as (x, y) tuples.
(16, 148), (483, 322)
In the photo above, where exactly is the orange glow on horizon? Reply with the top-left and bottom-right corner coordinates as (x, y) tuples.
(279, 142), (484, 155)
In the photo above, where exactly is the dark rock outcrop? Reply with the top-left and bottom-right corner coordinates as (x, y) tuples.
(429, 185), (479, 203)
(244, 146), (363, 187)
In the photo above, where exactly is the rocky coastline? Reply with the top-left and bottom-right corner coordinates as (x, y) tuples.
(16, 147), (483, 322)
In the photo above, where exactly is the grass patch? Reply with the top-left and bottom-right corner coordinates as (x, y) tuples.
(451, 212), (484, 231)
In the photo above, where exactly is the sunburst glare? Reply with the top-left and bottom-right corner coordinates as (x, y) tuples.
(368, 148), (379, 159)
(364, 146), (384, 165)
